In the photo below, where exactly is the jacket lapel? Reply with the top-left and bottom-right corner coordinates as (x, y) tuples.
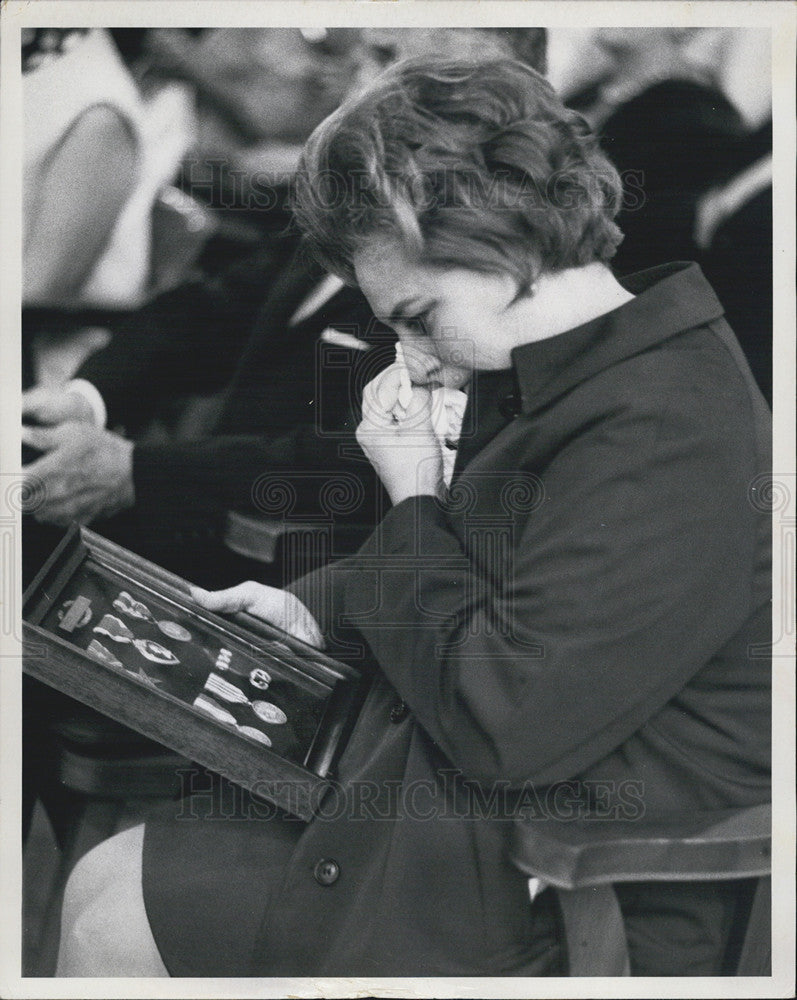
(449, 368), (518, 486)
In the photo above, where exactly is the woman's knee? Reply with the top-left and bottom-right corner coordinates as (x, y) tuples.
(62, 823), (145, 922)
(58, 823), (167, 977)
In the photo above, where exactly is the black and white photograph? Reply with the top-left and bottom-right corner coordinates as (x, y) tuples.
(0, 1), (794, 996)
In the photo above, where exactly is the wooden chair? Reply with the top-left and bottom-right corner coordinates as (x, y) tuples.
(24, 711), (192, 974)
(510, 802), (771, 976)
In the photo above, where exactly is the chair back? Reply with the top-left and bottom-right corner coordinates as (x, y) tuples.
(510, 802), (771, 976)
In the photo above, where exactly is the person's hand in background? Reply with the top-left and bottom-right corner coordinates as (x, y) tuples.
(23, 384), (98, 427)
(22, 422), (134, 526)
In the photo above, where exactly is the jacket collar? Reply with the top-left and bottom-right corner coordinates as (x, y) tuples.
(510, 262), (725, 416)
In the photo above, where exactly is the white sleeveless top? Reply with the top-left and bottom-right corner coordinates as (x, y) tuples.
(24, 29), (193, 307)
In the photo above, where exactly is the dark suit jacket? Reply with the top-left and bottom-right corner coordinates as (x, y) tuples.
(698, 122), (773, 407)
(600, 80), (748, 275)
(74, 248), (393, 582)
(142, 263), (771, 977)
(700, 185), (772, 406)
(598, 83), (772, 406)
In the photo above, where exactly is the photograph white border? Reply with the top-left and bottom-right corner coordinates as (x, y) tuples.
(1, 3), (794, 998)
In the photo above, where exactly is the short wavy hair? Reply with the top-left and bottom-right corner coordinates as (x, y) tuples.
(293, 58), (624, 295)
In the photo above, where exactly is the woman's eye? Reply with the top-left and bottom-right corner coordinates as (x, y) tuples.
(403, 314), (429, 335)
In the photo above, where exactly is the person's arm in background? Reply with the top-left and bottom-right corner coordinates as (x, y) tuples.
(24, 105), (138, 307)
(20, 267), (296, 526)
(22, 405), (384, 537)
(74, 267), (273, 431)
(131, 423), (384, 543)
(23, 235), (298, 434)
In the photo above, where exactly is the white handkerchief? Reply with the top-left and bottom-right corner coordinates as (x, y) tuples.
(392, 344), (468, 488)
(430, 386), (468, 487)
(393, 343), (414, 413)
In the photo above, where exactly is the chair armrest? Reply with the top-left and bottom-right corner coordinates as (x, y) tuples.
(510, 803), (771, 890)
(223, 511), (377, 566)
(223, 511), (324, 563)
(149, 186), (217, 296)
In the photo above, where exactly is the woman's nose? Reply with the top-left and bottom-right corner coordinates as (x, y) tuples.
(397, 336), (437, 382)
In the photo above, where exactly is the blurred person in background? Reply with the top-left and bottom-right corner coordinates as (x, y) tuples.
(356, 26), (546, 80)
(22, 27), (140, 393)
(23, 28), (139, 312)
(22, 27), (194, 312)
(138, 27), (364, 267)
(547, 27), (772, 402)
(22, 27), (195, 392)
(144, 27), (362, 156)
(693, 30), (772, 405)
(550, 28), (752, 270)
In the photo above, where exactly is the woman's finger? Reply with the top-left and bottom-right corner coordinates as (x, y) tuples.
(22, 387), (57, 425)
(21, 424), (58, 453)
(403, 383), (433, 422)
(190, 583), (324, 649)
(283, 594), (325, 649)
(23, 386), (89, 426)
(362, 366), (403, 424)
(189, 582), (264, 615)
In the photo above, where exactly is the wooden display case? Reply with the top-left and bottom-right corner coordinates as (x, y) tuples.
(23, 525), (367, 821)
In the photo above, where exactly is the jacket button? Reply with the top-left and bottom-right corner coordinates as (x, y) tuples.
(389, 700), (409, 724)
(498, 392), (522, 419)
(313, 858), (340, 886)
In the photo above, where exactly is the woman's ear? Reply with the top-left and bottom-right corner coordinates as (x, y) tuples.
(508, 256), (542, 304)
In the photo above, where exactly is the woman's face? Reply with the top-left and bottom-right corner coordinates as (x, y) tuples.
(353, 241), (523, 390)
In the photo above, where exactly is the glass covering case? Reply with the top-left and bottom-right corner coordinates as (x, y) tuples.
(23, 526), (367, 820)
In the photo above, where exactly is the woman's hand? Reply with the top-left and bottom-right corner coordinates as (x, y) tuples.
(356, 364), (444, 505)
(190, 581), (324, 649)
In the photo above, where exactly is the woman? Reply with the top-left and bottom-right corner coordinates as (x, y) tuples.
(23, 28), (140, 309)
(57, 58), (770, 977)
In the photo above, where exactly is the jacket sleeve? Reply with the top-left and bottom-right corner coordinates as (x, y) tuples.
(76, 246), (290, 429)
(132, 426), (383, 537)
(342, 374), (764, 787)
